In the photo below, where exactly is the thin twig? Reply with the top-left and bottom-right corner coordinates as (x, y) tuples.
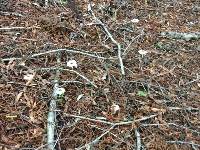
(38, 67), (98, 88)
(168, 107), (199, 112)
(184, 74), (199, 86)
(166, 140), (200, 147)
(1, 48), (116, 62)
(0, 26), (40, 31)
(75, 125), (115, 150)
(61, 80), (84, 85)
(114, 114), (157, 126)
(31, 48), (113, 60)
(122, 31), (144, 56)
(88, 2), (125, 75)
(141, 123), (200, 135)
(63, 113), (114, 125)
(63, 113), (157, 126)
(0, 11), (23, 17)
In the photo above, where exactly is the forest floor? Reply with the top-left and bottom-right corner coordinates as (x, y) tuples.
(0, 0), (200, 150)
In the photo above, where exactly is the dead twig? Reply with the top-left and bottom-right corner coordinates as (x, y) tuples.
(47, 50), (62, 150)
(0, 26), (40, 32)
(39, 67), (98, 88)
(166, 140), (200, 148)
(135, 129), (142, 150)
(0, 11), (23, 17)
(141, 123), (200, 135)
(30, 48), (114, 60)
(161, 31), (200, 41)
(87, 2), (125, 75)
(184, 73), (200, 86)
(75, 125), (115, 150)
(1, 48), (116, 62)
(63, 113), (157, 126)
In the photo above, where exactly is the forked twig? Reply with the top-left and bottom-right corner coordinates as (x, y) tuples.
(87, 2), (125, 75)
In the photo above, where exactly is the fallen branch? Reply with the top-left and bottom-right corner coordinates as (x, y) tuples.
(0, 26), (40, 32)
(1, 48), (116, 62)
(47, 50), (62, 150)
(63, 113), (157, 126)
(123, 30), (144, 56)
(141, 123), (200, 135)
(166, 140), (200, 148)
(135, 129), (141, 150)
(30, 48), (114, 60)
(88, 2), (125, 75)
(161, 31), (200, 41)
(39, 67), (98, 88)
(0, 11), (23, 17)
(76, 125), (115, 150)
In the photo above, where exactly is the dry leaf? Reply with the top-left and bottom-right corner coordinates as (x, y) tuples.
(77, 94), (84, 101)
(15, 91), (23, 103)
(24, 72), (36, 86)
(6, 59), (16, 70)
(29, 112), (37, 123)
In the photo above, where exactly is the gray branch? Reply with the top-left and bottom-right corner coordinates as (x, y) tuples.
(161, 31), (200, 41)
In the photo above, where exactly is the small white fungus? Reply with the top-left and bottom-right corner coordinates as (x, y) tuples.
(138, 50), (148, 56)
(67, 60), (78, 69)
(131, 18), (139, 23)
(55, 87), (65, 96)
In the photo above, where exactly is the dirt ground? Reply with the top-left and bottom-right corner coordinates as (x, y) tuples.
(0, 0), (200, 150)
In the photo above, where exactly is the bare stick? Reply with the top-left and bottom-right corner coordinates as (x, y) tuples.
(47, 50), (62, 150)
(0, 26), (40, 31)
(135, 129), (141, 150)
(184, 74), (200, 86)
(168, 107), (199, 112)
(115, 114), (157, 126)
(141, 123), (200, 135)
(0, 11), (23, 17)
(166, 140), (200, 147)
(122, 31), (144, 56)
(63, 69), (98, 88)
(161, 31), (200, 41)
(88, 3), (125, 75)
(31, 48), (113, 60)
(75, 125), (115, 150)
(63, 113), (114, 125)
(63, 113), (157, 126)
(39, 67), (98, 88)
(1, 48), (116, 62)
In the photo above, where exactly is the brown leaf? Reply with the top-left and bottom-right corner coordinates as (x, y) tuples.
(15, 91), (23, 103)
